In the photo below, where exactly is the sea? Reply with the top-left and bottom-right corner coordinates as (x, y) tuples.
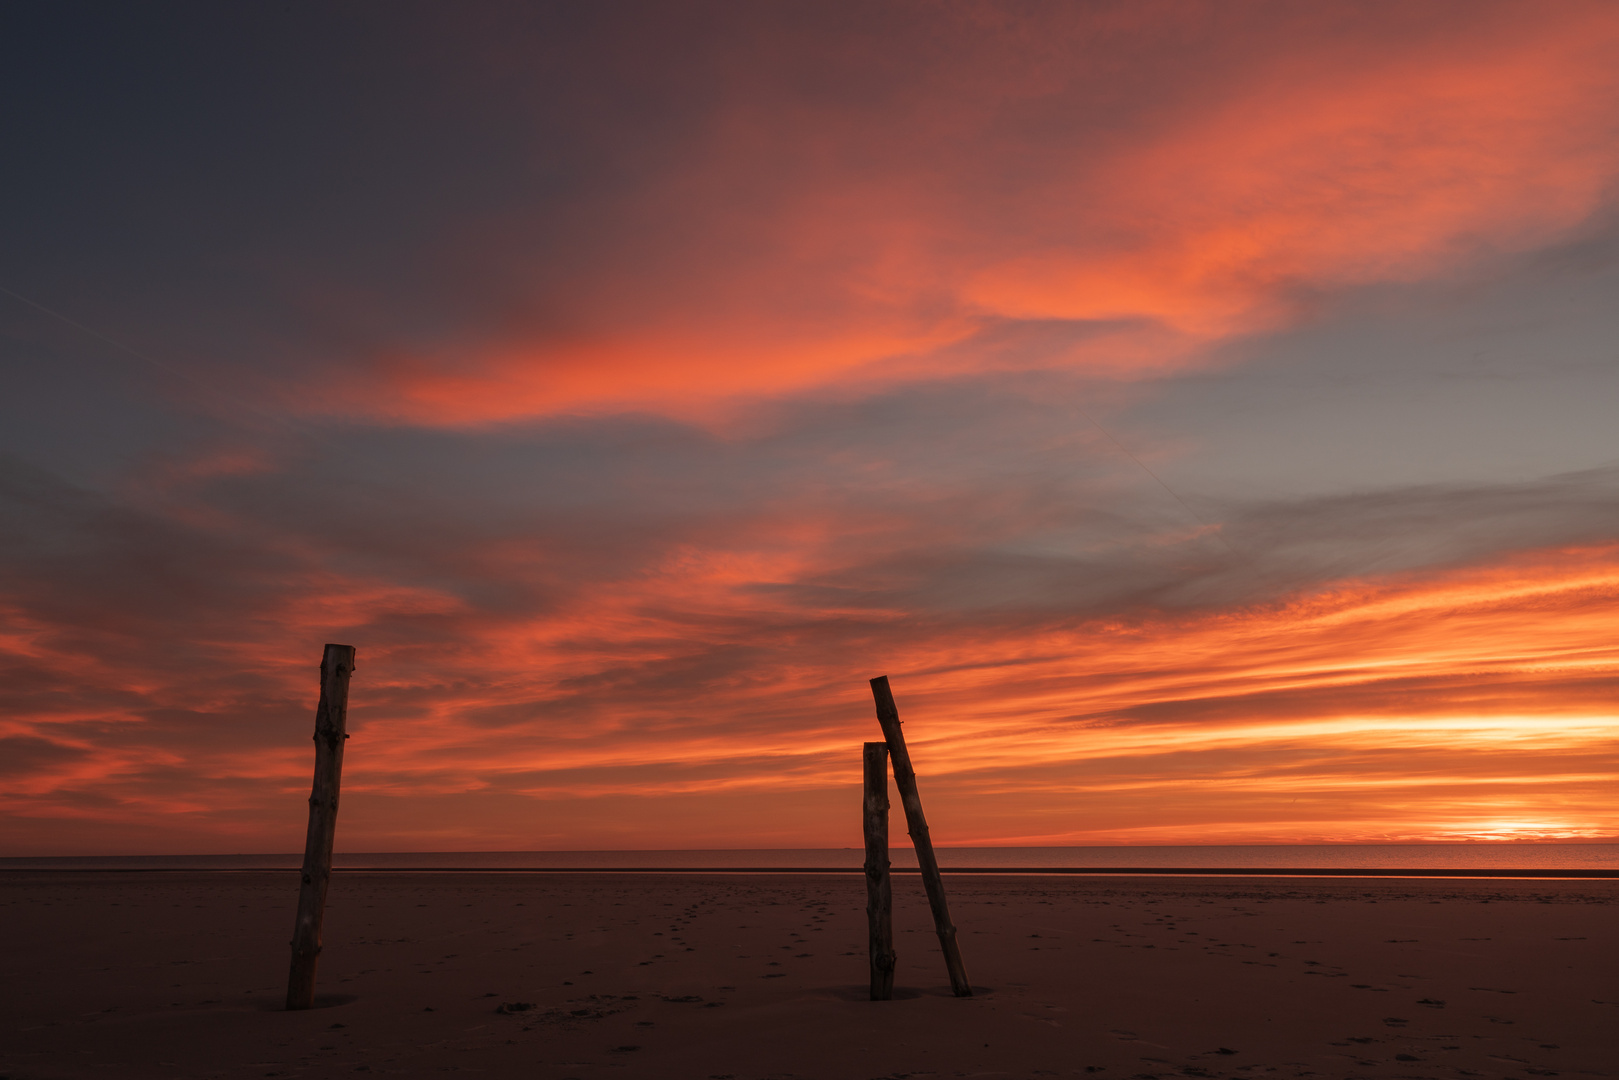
(4, 844), (1618, 873)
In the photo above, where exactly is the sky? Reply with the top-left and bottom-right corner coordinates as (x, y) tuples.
(3, 1), (1618, 855)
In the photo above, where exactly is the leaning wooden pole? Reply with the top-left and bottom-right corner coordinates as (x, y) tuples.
(869, 675), (972, 997)
(863, 741), (895, 1000)
(286, 643), (356, 1011)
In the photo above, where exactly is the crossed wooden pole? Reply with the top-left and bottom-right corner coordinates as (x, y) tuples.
(864, 675), (972, 1000)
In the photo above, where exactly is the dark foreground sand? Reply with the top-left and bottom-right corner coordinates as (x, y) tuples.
(2, 871), (1614, 1080)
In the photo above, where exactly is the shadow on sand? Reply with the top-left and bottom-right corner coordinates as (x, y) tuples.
(823, 984), (992, 1001)
(259, 993), (359, 1012)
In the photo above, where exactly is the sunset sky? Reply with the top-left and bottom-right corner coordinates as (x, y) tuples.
(3, 2), (1618, 855)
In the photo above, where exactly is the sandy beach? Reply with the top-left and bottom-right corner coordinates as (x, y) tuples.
(1, 871), (1613, 1079)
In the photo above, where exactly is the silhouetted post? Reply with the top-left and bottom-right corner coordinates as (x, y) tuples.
(869, 675), (972, 997)
(863, 741), (895, 1000)
(286, 643), (356, 1011)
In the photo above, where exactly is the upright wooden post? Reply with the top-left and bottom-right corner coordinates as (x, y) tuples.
(286, 643), (356, 1011)
(869, 675), (972, 997)
(863, 741), (895, 1001)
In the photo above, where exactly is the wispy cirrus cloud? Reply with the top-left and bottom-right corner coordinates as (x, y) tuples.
(3, 419), (1617, 850)
(287, 2), (1619, 424)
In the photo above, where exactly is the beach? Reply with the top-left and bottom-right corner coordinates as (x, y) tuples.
(2, 871), (1613, 1079)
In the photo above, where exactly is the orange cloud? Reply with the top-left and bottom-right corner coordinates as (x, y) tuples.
(308, 3), (1619, 425)
(9, 511), (1614, 852)
(970, 15), (1619, 333)
(330, 538), (1619, 847)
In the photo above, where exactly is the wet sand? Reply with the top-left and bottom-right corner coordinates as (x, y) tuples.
(1, 871), (1613, 1079)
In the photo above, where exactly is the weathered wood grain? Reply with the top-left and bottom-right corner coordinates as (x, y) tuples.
(863, 741), (895, 1000)
(286, 643), (356, 1010)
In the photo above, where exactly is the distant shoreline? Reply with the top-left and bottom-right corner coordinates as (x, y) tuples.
(4, 865), (1616, 878)
(7, 842), (1618, 874)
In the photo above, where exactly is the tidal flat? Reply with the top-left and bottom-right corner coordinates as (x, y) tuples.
(2, 871), (1612, 1079)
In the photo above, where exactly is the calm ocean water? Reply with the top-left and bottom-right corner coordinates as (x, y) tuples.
(4, 844), (1618, 872)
